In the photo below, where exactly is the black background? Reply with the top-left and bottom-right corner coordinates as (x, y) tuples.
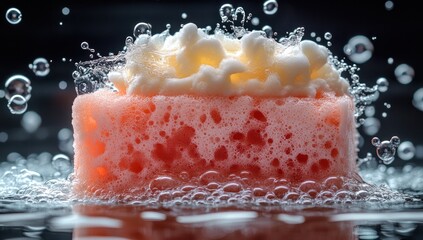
(0, 0), (422, 167)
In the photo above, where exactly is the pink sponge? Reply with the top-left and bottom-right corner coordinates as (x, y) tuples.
(72, 90), (357, 197)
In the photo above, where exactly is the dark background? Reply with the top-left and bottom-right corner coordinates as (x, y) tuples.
(0, 0), (422, 167)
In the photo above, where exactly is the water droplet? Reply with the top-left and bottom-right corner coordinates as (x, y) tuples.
(263, 0), (279, 15)
(376, 77), (389, 92)
(251, 17), (260, 26)
(371, 136), (400, 164)
(398, 141), (415, 161)
(7, 95), (28, 114)
(387, 57), (394, 64)
(385, 1), (394, 11)
(344, 35), (374, 64)
(219, 3), (234, 22)
(324, 32), (332, 40)
(62, 7), (70, 15)
(394, 63), (414, 84)
(262, 25), (273, 38)
(28, 57), (50, 77)
(181, 13), (187, 19)
(21, 111), (42, 133)
(412, 88), (423, 111)
(5, 74), (32, 102)
(133, 22), (152, 37)
(6, 8), (22, 24)
(52, 154), (71, 173)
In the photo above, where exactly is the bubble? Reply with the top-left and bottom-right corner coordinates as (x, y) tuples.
(52, 154), (71, 173)
(397, 141), (415, 161)
(133, 22), (152, 37)
(0, 90), (5, 98)
(75, 77), (96, 95)
(62, 7), (70, 15)
(310, 32), (316, 38)
(263, 0), (279, 15)
(251, 17), (260, 26)
(385, 1), (394, 11)
(371, 136), (400, 164)
(7, 95), (28, 114)
(5, 8), (22, 24)
(376, 77), (389, 92)
(344, 35), (374, 64)
(81, 41), (89, 50)
(394, 63), (414, 84)
(0, 132), (8, 143)
(21, 111), (42, 133)
(387, 57), (394, 64)
(58, 81), (68, 90)
(28, 57), (50, 77)
(262, 25), (273, 38)
(4, 74), (32, 101)
(58, 128), (74, 154)
(362, 117), (380, 135)
(415, 145), (423, 159)
(181, 13), (187, 19)
(324, 32), (332, 40)
(365, 106), (375, 117)
(412, 88), (423, 111)
(219, 3), (234, 22)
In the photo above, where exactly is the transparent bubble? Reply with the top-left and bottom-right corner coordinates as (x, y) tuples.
(6, 8), (22, 24)
(262, 25), (273, 38)
(343, 35), (374, 64)
(28, 57), (50, 77)
(7, 95), (28, 114)
(133, 22), (152, 37)
(80, 41), (89, 50)
(362, 117), (380, 135)
(52, 154), (71, 173)
(251, 17), (260, 26)
(376, 77), (389, 92)
(412, 88), (423, 111)
(219, 3), (234, 23)
(324, 32), (332, 40)
(62, 7), (70, 15)
(4, 74), (32, 101)
(181, 13), (187, 19)
(21, 111), (42, 133)
(397, 141), (415, 161)
(371, 136), (400, 164)
(394, 63), (414, 84)
(263, 0), (279, 15)
(385, 1), (394, 11)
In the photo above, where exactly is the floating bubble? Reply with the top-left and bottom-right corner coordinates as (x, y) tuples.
(52, 154), (72, 173)
(376, 77), (389, 92)
(362, 117), (381, 135)
(344, 35), (374, 64)
(324, 32), (332, 40)
(263, 0), (279, 15)
(385, 1), (394, 11)
(387, 57), (394, 64)
(133, 22), (152, 37)
(7, 95), (28, 114)
(219, 3), (234, 22)
(181, 13), (187, 19)
(62, 7), (70, 16)
(251, 17), (260, 26)
(4, 74), (32, 101)
(394, 63), (414, 84)
(397, 141), (415, 161)
(21, 111), (42, 133)
(5, 7), (22, 24)
(371, 136), (400, 164)
(28, 57), (50, 77)
(412, 88), (423, 111)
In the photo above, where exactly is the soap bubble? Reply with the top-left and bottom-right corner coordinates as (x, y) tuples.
(29, 57), (50, 77)
(394, 63), (414, 84)
(263, 0), (278, 15)
(371, 136), (400, 165)
(5, 74), (32, 101)
(133, 22), (152, 37)
(7, 95), (28, 114)
(324, 32), (332, 40)
(344, 35), (374, 64)
(397, 141), (415, 161)
(5, 8), (22, 24)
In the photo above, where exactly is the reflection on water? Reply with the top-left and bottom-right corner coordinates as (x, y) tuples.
(2, 201), (423, 240)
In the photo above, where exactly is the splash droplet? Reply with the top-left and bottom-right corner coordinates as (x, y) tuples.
(344, 35), (374, 64)
(29, 57), (50, 77)
(7, 95), (28, 114)
(133, 22), (152, 37)
(5, 8), (22, 24)
(263, 0), (279, 15)
(4, 74), (32, 101)
(394, 63), (414, 84)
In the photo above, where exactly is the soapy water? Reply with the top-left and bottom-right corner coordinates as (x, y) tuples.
(1, 4), (421, 209)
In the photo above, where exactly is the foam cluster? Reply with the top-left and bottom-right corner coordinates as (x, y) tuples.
(108, 23), (350, 97)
